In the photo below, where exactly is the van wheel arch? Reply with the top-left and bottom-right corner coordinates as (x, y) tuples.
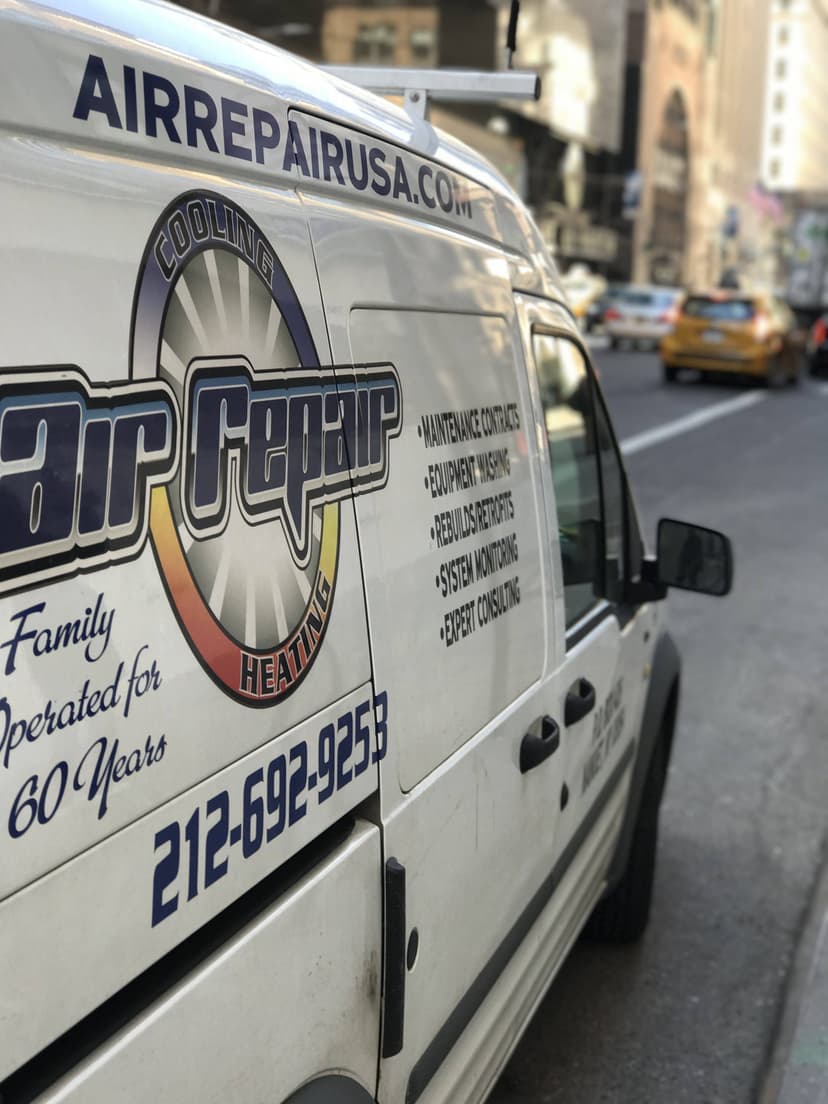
(583, 715), (670, 942)
(281, 1075), (375, 1104)
(586, 632), (681, 940)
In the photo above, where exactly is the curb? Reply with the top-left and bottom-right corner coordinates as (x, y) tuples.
(759, 835), (828, 1103)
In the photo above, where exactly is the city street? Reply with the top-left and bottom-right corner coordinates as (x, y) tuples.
(491, 344), (828, 1103)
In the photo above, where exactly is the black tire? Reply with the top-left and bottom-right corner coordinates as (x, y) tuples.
(584, 738), (667, 943)
(662, 361), (678, 383)
(609, 337), (620, 350)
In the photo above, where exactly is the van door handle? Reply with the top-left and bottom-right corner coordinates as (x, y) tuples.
(565, 678), (596, 726)
(520, 715), (560, 773)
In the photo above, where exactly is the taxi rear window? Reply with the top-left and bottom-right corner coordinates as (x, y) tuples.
(682, 297), (755, 321)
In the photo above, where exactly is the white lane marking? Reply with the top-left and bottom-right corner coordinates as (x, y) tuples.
(620, 391), (766, 456)
(816, 382), (828, 396)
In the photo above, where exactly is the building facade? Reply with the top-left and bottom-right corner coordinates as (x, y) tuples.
(761, 0), (828, 193)
(709, 0), (775, 289)
(626, 0), (717, 287)
(496, 0), (630, 278)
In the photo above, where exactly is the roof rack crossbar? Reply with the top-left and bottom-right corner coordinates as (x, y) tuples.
(320, 67), (540, 121)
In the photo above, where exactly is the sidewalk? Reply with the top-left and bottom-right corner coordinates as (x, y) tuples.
(761, 846), (828, 1103)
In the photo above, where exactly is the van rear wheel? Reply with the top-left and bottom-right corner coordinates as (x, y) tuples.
(662, 362), (678, 383)
(584, 738), (666, 943)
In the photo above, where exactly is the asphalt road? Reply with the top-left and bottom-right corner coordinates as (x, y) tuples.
(490, 344), (828, 1104)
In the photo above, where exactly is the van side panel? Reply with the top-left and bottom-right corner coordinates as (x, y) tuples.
(33, 823), (382, 1104)
(303, 196), (604, 1104)
(0, 7), (387, 1086)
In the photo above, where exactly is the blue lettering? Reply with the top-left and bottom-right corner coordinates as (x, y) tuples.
(78, 419), (111, 535)
(0, 381), (177, 592)
(247, 397), (287, 497)
(186, 200), (209, 242)
(285, 393), (323, 544)
(252, 107), (280, 164)
(436, 171), (453, 213)
(0, 603), (45, 676)
(418, 164), (436, 208)
(308, 127), (320, 178)
(320, 131), (345, 185)
(345, 139), (369, 191)
(282, 120), (310, 175)
(72, 54), (122, 129)
(0, 403), (80, 555)
(143, 72), (181, 143)
(184, 85), (219, 152)
(181, 364), (402, 565)
(392, 157), (412, 202)
(108, 411), (174, 528)
(222, 97), (252, 161)
(187, 380), (249, 525)
(154, 233), (176, 279)
(369, 148), (391, 196)
(124, 65), (138, 133)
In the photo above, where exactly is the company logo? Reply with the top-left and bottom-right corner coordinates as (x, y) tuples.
(0, 191), (401, 704)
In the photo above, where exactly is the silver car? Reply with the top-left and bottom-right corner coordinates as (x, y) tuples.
(604, 285), (683, 349)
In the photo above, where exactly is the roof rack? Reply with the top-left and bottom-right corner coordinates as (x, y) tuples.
(320, 67), (540, 121)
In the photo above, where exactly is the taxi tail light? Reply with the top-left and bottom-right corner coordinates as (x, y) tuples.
(812, 317), (827, 345)
(753, 311), (772, 341)
(659, 307), (678, 325)
(604, 307), (621, 321)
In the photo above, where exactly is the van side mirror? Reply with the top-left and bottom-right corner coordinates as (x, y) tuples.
(656, 518), (732, 596)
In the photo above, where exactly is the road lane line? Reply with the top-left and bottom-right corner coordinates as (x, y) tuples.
(620, 391), (767, 456)
(816, 383), (828, 396)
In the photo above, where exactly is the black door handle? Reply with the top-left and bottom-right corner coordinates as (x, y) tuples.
(565, 678), (596, 726)
(520, 715), (560, 773)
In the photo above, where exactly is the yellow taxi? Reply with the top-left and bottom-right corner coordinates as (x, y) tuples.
(660, 292), (802, 386)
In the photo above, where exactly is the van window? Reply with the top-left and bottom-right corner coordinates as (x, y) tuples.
(596, 394), (625, 600)
(531, 333), (635, 624)
(532, 333), (601, 626)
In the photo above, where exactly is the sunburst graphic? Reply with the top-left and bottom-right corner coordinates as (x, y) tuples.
(130, 191), (339, 704)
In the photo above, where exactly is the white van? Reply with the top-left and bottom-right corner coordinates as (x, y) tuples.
(0, 4), (732, 1102)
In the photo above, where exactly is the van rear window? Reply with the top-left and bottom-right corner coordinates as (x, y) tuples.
(682, 297), (755, 321)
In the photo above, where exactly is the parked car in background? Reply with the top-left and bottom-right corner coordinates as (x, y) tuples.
(584, 286), (619, 333)
(603, 285), (683, 349)
(560, 265), (607, 328)
(660, 292), (802, 386)
(807, 313), (828, 376)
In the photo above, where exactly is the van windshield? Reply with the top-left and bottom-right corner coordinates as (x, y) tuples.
(682, 297), (756, 322)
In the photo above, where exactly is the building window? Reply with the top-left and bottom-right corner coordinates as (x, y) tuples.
(769, 158), (781, 179)
(775, 57), (786, 79)
(778, 25), (789, 44)
(410, 27), (436, 64)
(773, 91), (785, 111)
(771, 125), (783, 145)
(353, 23), (397, 63)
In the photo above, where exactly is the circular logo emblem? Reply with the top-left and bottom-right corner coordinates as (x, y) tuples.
(130, 191), (339, 706)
